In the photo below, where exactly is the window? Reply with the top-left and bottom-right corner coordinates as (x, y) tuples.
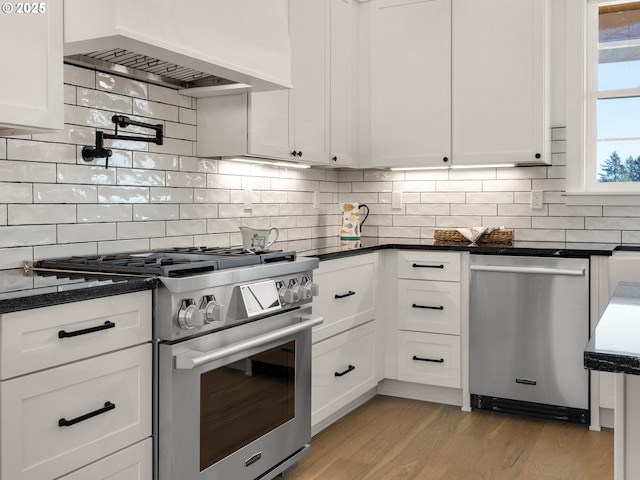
(587, 1), (640, 191)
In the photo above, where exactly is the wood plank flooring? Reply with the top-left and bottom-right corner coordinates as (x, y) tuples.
(287, 396), (614, 480)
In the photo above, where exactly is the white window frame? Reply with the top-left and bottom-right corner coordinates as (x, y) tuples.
(566, 0), (640, 204)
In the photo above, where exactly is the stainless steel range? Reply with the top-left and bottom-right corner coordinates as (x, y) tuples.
(33, 247), (321, 480)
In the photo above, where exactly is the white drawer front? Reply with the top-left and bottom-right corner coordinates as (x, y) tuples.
(59, 438), (152, 480)
(1, 290), (152, 379)
(397, 331), (460, 388)
(397, 279), (461, 335)
(313, 254), (376, 342)
(312, 322), (376, 427)
(0, 344), (152, 480)
(397, 251), (461, 282)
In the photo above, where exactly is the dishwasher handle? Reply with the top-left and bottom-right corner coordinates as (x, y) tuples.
(174, 315), (324, 370)
(470, 264), (585, 277)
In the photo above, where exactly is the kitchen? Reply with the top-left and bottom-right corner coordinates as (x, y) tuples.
(1, 0), (640, 479)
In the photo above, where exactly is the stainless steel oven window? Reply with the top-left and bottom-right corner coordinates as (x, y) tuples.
(199, 340), (297, 471)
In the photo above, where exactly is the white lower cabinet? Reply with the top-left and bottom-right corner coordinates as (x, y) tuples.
(397, 331), (461, 388)
(0, 290), (153, 480)
(58, 438), (152, 480)
(312, 321), (376, 428)
(0, 344), (152, 480)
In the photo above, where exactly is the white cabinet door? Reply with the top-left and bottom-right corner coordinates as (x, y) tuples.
(0, 0), (63, 135)
(452, 0), (549, 166)
(330, 0), (354, 166)
(369, 0), (451, 168)
(290, 0), (330, 163)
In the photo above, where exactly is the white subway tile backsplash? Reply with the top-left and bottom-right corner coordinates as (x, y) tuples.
(149, 137), (194, 157)
(133, 99), (179, 122)
(498, 204), (548, 217)
(8, 205), (76, 225)
(466, 192), (514, 204)
(337, 170), (364, 182)
(435, 216), (483, 228)
(98, 239), (150, 254)
(482, 179), (532, 192)
(133, 151), (179, 171)
(532, 178), (565, 191)
(78, 88), (133, 114)
(604, 206), (640, 217)
(180, 204), (218, 220)
(8, 140), (76, 164)
(242, 176), (271, 191)
(420, 192), (466, 204)
(63, 105), (114, 128)
(448, 168), (497, 181)
(78, 205), (132, 223)
(0, 225), (57, 247)
(64, 64), (95, 89)
(58, 223), (116, 243)
(150, 236), (194, 249)
(261, 191), (288, 203)
(392, 181), (435, 193)
(218, 204), (251, 218)
(117, 168), (166, 186)
(532, 216), (584, 229)
(0, 160), (56, 183)
(149, 84), (192, 109)
(451, 204), (498, 216)
(481, 216), (532, 229)
(118, 221), (166, 239)
(551, 127), (567, 141)
(178, 107), (197, 125)
(0, 247), (32, 268)
(180, 156), (217, 173)
(150, 187), (194, 203)
(34, 242), (97, 261)
(64, 85), (76, 105)
(58, 164), (117, 185)
(496, 166), (547, 180)
(406, 204), (450, 216)
(0, 139), (6, 159)
(516, 229), (565, 242)
(32, 124), (95, 145)
(404, 169), (449, 181)
(586, 217), (640, 230)
(97, 72), (148, 99)
(166, 220), (206, 237)
(98, 186), (149, 204)
(353, 181), (392, 193)
(377, 226), (420, 238)
(134, 204), (179, 221)
(35, 184), (97, 203)
(549, 205), (602, 217)
(194, 189), (231, 204)
(280, 204), (305, 216)
(363, 170), (404, 182)
(436, 180), (482, 192)
(551, 140), (566, 154)
(0, 206), (6, 225)
(393, 215), (435, 227)
(566, 230), (621, 243)
(80, 148), (134, 169)
(165, 121), (197, 141)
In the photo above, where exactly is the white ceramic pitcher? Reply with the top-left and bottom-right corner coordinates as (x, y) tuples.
(239, 226), (279, 250)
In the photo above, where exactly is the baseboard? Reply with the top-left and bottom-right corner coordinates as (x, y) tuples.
(600, 407), (614, 429)
(376, 379), (464, 407)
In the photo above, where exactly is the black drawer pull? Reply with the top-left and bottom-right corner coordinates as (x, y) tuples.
(59, 321), (116, 338)
(412, 304), (444, 310)
(335, 365), (356, 377)
(412, 355), (444, 363)
(58, 401), (115, 427)
(412, 263), (444, 269)
(335, 290), (356, 299)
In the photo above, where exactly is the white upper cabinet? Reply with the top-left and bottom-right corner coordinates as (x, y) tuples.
(64, 0), (292, 91)
(198, 0), (354, 165)
(364, 0), (550, 169)
(452, 0), (550, 166)
(0, 0), (63, 135)
(367, 0), (451, 168)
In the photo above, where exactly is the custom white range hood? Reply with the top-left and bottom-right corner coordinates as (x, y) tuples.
(63, 0), (292, 95)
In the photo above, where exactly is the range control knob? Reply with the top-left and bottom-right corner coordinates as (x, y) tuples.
(284, 278), (299, 304)
(301, 282), (320, 299)
(201, 295), (222, 323)
(276, 281), (288, 305)
(177, 299), (203, 330)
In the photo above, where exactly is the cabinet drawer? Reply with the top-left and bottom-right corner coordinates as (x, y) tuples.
(59, 438), (152, 480)
(0, 290), (152, 379)
(313, 254), (376, 342)
(397, 331), (460, 388)
(397, 251), (461, 282)
(312, 322), (376, 427)
(0, 344), (152, 480)
(397, 279), (461, 335)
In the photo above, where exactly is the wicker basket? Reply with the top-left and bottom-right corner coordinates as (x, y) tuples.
(434, 228), (513, 246)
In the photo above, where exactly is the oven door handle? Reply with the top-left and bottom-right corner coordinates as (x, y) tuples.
(174, 315), (324, 370)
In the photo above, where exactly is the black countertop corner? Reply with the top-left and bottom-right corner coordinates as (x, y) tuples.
(0, 268), (158, 314)
(585, 281), (640, 375)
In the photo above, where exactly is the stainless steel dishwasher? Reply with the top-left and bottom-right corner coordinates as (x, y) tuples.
(469, 254), (589, 424)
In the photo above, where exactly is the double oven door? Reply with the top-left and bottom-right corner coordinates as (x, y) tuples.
(157, 307), (322, 480)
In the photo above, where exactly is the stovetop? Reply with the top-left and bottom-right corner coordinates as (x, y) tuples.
(33, 247), (297, 277)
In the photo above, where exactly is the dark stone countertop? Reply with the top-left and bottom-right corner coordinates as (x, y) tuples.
(585, 281), (640, 375)
(0, 268), (157, 314)
(300, 237), (615, 261)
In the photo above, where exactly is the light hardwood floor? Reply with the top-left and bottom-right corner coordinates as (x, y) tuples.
(287, 396), (614, 480)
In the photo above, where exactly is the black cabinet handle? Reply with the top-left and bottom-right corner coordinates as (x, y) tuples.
(443, 156), (449, 163)
(58, 321), (115, 339)
(412, 263), (444, 269)
(412, 304), (444, 310)
(58, 401), (115, 427)
(335, 365), (355, 377)
(297, 151), (303, 157)
(412, 355), (444, 363)
(332, 156), (337, 162)
(335, 290), (356, 299)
